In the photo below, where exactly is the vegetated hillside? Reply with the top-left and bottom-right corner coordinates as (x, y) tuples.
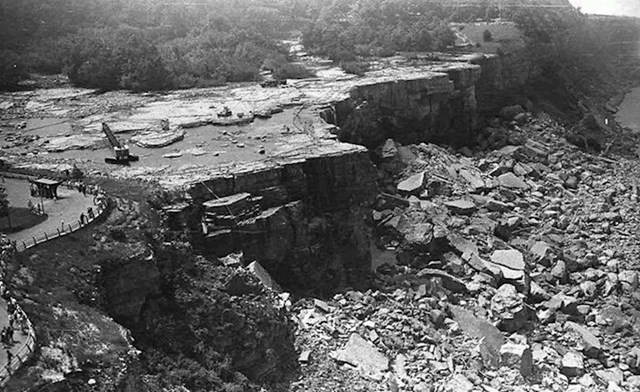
(0, 0), (316, 91)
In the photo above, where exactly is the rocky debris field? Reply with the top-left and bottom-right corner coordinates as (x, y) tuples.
(268, 110), (640, 391)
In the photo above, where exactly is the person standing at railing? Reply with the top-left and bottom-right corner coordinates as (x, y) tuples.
(5, 349), (11, 374)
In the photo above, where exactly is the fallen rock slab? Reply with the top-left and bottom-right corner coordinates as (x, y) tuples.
(131, 128), (186, 148)
(445, 199), (477, 215)
(43, 134), (105, 152)
(490, 249), (526, 281)
(498, 172), (529, 189)
(459, 169), (485, 190)
(246, 261), (282, 292)
(451, 305), (504, 367)
(417, 268), (468, 293)
(330, 333), (389, 380)
(565, 321), (602, 358)
(561, 351), (585, 378)
(500, 342), (533, 377)
(491, 249), (525, 271)
(397, 172), (426, 194)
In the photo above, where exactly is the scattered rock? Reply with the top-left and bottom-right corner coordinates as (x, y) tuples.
(397, 172), (426, 194)
(299, 350), (311, 364)
(498, 172), (529, 189)
(330, 333), (389, 380)
(444, 199), (477, 215)
(451, 305), (505, 367)
(443, 374), (474, 392)
(490, 249), (525, 271)
(561, 351), (585, 378)
(246, 261), (282, 292)
(381, 139), (398, 159)
(565, 321), (602, 358)
(500, 342), (533, 377)
(551, 260), (567, 282)
(491, 284), (528, 332)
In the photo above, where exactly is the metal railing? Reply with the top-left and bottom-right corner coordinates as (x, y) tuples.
(12, 200), (107, 253)
(0, 303), (36, 388)
(0, 177), (110, 387)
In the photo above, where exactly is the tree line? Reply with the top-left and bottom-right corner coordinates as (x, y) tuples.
(0, 0), (313, 90)
(1, 0), (637, 92)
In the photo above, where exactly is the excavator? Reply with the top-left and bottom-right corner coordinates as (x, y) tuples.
(102, 123), (139, 164)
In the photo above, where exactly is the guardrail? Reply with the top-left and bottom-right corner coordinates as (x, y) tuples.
(0, 303), (36, 388)
(0, 177), (110, 387)
(11, 198), (107, 253)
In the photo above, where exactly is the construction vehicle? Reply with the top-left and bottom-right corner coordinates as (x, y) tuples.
(102, 123), (139, 165)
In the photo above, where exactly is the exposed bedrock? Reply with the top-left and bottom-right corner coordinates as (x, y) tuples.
(161, 54), (543, 294)
(327, 66), (481, 149)
(177, 149), (378, 295)
(472, 50), (542, 114)
(323, 52), (541, 150)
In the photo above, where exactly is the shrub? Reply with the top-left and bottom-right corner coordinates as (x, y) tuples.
(272, 63), (315, 79)
(483, 29), (493, 42)
(371, 46), (395, 57)
(354, 44), (372, 56)
(340, 61), (369, 76)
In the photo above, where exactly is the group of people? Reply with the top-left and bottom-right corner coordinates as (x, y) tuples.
(0, 284), (27, 374)
(68, 180), (101, 197)
(0, 240), (31, 376)
(26, 200), (43, 216)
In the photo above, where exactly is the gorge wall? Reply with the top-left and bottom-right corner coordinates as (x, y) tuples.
(161, 51), (543, 294)
(324, 51), (540, 151)
(177, 149), (378, 294)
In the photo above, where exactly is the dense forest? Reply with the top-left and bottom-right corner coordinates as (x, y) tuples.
(1, 0), (638, 94)
(0, 0), (473, 91)
(0, 0), (317, 90)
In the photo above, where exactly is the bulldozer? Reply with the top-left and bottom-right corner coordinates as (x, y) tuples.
(102, 123), (139, 165)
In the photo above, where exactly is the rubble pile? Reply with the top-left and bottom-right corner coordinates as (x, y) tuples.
(287, 109), (640, 391)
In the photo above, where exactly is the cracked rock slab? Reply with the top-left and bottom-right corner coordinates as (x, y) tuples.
(330, 333), (389, 380)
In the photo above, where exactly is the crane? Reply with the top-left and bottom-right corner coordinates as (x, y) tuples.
(102, 123), (139, 164)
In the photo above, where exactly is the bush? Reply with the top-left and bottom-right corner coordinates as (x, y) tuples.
(340, 61), (369, 76)
(272, 63), (315, 79)
(371, 46), (395, 57)
(483, 29), (493, 42)
(433, 24), (457, 50)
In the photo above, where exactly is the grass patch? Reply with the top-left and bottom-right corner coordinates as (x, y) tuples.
(0, 207), (47, 233)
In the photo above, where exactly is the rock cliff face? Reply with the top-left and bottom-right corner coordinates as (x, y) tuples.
(184, 149), (377, 294)
(166, 56), (547, 294)
(328, 65), (482, 149)
(472, 52), (541, 114)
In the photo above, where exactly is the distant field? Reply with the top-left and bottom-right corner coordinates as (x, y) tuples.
(454, 21), (525, 53)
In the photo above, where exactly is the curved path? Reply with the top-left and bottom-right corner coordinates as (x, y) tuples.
(0, 178), (98, 387)
(4, 178), (96, 248)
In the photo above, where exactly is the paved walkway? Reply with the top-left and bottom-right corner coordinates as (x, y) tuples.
(0, 297), (28, 379)
(0, 178), (96, 385)
(4, 178), (96, 247)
